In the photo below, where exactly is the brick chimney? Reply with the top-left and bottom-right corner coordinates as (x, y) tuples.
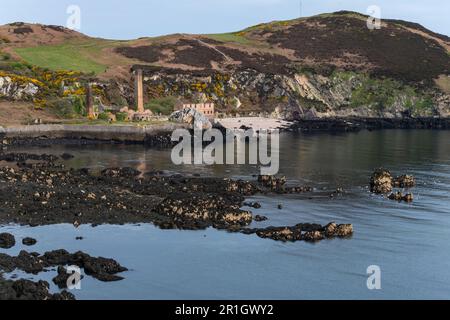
(135, 69), (144, 113)
(85, 83), (94, 118)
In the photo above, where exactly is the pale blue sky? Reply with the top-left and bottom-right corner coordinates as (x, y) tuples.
(0, 0), (448, 39)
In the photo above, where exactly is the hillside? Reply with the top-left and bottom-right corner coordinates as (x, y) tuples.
(1, 11), (450, 122)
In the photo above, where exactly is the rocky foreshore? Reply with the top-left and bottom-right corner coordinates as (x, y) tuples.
(0, 149), (356, 299)
(0, 232), (127, 300)
(0, 152), (353, 242)
(292, 117), (450, 132)
(0, 225), (128, 301)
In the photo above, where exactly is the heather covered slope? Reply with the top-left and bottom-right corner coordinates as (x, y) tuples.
(0, 11), (450, 122)
(114, 11), (450, 84)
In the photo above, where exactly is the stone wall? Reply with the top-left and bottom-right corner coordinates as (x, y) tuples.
(1, 123), (188, 143)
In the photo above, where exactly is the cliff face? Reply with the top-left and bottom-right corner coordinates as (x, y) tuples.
(1, 11), (450, 120)
(139, 68), (450, 119)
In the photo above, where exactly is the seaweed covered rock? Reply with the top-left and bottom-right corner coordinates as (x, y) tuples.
(370, 169), (393, 194)
(156, 193), (252, 228)
(257, 175), (312, 193)
(258, 175), (286, 189)
(393, 175), (416, 188)
(388, 192), (414, 202)
(251, 222), (353, 242)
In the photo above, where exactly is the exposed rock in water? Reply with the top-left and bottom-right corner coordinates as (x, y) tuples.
(0, 153), (58, 163)
(0, 163), (351, 243)
(370, 169), (416, 202)
(370, 169), (393, 194)
(0, 275), (75, 300)
(388, 192), (414, 202)
(254, 215), (268, 222)
(243, 201), (261, 209)
(22, 237), (37, 246)
(0, 233), (15, 249)
(52, 265), (86, 289)
(393, 175), (416, 188)
(246, 222), (353, 242)
(156, 193), (253, 229)
(0, 249), (127, 282)
(258, 175), (313, 193)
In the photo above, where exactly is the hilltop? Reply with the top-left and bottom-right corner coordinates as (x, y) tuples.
(1, 11), (450, 123)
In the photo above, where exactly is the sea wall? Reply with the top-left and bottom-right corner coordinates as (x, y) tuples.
(0, 123), (188, 144)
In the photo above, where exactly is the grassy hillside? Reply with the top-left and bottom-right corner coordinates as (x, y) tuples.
(15, 42), (107, 74)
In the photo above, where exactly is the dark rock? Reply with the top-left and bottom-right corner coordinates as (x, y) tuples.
(303, 231), (325, 242)
(251, 222), (353, 242)
(22, 237), (37, 246)
(243, 201), (261, 209)
(0, 275), (75, 300)
(0, 249), (127, 283)
(0, 164), (351, 244)
(258, 175), (312, 194)
(388, 192), (414, 202)
(254, 215), (268, 222)
(52, 266), (71, 289)
(60, 153), (74, 160)
(0, 233), (15, 249)
(52, 265), (84, 289)
(393, 175), (416, 188)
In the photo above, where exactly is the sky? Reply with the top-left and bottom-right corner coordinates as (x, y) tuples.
(0, 0), (449, 39)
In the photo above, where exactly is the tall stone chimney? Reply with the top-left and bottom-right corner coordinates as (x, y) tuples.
(135, 69), (144, 113)
(85, 83), (94, 118)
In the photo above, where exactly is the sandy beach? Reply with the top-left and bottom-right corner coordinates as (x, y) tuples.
(215, 117), (293, 131)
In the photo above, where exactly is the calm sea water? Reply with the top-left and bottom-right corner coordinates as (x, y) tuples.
(1, 130), (450, 299)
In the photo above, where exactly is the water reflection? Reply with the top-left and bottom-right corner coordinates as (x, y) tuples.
(1, 130), (450, 299)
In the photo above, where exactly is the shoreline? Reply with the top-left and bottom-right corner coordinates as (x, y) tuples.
(1, 117), (450, 146)
(0, 123), (188, 147)
(292, 117), (450, 132)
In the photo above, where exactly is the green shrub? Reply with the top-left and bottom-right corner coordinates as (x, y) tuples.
(415, 96), (434, 110)
(0, 52), (11, 61)
(48, 97), (82, 119)
(10, 61), (33, 71)
(70, 95), (86, 115)
(115, 112), (128, 122)
(351, 76), (409, 111)
(97, 112), (110, 120)
(145, 96), (177, 115)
